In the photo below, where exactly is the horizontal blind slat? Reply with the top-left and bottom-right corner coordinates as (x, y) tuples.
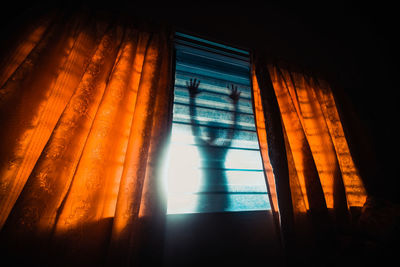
(167, 32), (270, 214)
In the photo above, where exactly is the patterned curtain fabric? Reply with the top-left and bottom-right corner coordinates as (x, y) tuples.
(253, 63), (368, 265)
(267, 65), (367, 213)
(0, 8), (172, 266)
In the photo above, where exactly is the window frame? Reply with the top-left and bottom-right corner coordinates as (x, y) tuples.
(165, 30), (271, 215)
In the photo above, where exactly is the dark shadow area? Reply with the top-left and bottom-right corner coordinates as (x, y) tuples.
(163, 210), (283, 267)
(0, 216), (166, 267)
(0, 218), (114, 267)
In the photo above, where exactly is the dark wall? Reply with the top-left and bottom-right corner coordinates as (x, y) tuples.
(163, 211), (283, 266)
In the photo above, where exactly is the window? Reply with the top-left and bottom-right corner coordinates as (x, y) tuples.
(166, 32), (270, 214)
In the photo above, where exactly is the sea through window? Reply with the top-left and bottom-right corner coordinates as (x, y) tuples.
(166, 32), (270, 214)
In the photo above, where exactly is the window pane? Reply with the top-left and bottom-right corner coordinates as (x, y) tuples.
(166, 33), (270, 214)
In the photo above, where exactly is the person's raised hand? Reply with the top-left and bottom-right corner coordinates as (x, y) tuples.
(186, 78), (201, 97)
(228, 84), (241, 103)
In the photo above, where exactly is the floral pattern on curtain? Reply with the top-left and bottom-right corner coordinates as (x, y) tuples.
(0, 8), (172, 266)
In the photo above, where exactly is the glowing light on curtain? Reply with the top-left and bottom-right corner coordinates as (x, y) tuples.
(266, 65), (367, 214)
(251, 69), (279, 213)
(0, 10), (171, 266)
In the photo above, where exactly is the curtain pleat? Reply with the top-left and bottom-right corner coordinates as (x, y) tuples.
(0, 9), (172, 267)
(251, 68), (279, 213)
(252, 63), (296, 266)
(267, 65), (367, 215)
(253, 63), (368, 265)
(0, 10), (99, 230)
(107, 32), (171, 266)
(0, 11), (56, 89)
(313, 80), (367, 209)
(271, 67), (329, 214)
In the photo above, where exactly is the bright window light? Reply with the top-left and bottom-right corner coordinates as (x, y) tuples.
(165, 32), (270, 214)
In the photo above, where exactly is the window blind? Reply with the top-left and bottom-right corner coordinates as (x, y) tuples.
(166, 32), (270, 214)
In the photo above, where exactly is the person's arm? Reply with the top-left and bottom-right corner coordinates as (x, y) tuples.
(186, 78), (203, 143)
(222, 84), (241, 147)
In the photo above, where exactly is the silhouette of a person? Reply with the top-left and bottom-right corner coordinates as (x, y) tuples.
(186, 78), (240, 212)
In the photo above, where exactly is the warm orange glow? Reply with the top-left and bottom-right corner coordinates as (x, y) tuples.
(0, 21), (98, 229)
(54, 30), (138, 233)
(0, 12), (171, 264)
(0, 27), (122, 236)
(138, 36), (171, 219)
(43, 30), (119, 233)
(110, 33), (162, 239)
(267, 65), (367, 212)
(292, 73), (338, 209)
(268, 66), (312, 210)
(251, 68), (279, 212)
(314, 81), (367, 207)
(0, 10), (368, 264)
(283, 129), (308, 213)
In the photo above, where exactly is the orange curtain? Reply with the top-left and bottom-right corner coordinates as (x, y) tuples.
(252, 63), (368, 265)
(0, 8), (172, 266)
(266, 65), (367, 213)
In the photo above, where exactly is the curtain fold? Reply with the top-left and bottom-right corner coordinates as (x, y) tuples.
(268, 65), (367, 214)
(0, 9), (172, 267)
(251, 64), (295, 264)
(253, 62), (368, 266)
